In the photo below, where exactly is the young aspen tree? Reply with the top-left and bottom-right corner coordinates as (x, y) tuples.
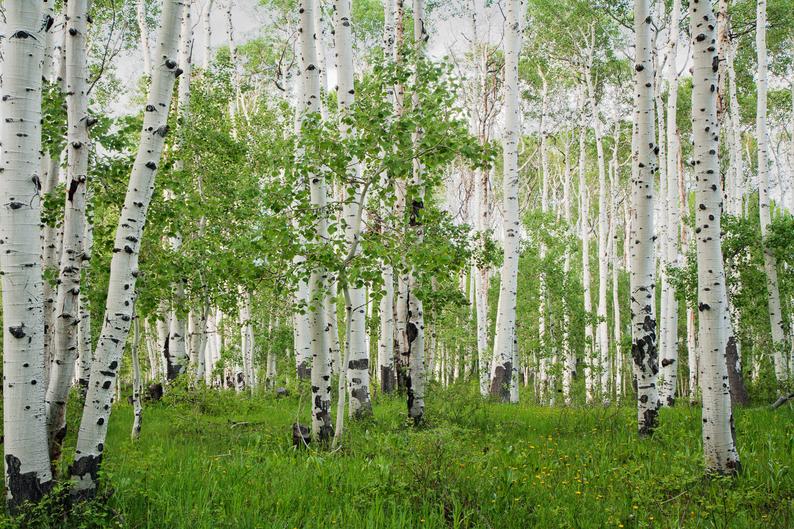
(137, 0), (152, 76)
(537, 69), (550, 403)
(131, 311), (143, 440)
(490, 0), (524, 402)
(335, 0), (372, 417)
(0, 0), (55, 508)
(406, 0), (429, 422)
(580, 99), (595, 405)
(583, 32), (611, 401)
(755, 0), (787, 381)
(659, 0), (681, 407)
(46, 0), (92, 462)
(378, 0), (397, 394)
(631, 0), (660, 436)
(70, 0), (186, 498)
(562, 134), (575, 404)
(299, 0), (333, 441)
(690, 0), (741, 474)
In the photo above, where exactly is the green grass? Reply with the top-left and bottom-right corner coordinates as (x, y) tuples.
(4, 383), (794, 528)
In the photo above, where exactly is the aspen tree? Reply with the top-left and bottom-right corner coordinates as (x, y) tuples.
(46, 0), (92, 462)
(580, 97), (595, 404)
(690, 0), (740, 474)
(377, 0), (397, 393)
(583, 33), (610, 401)
(755, 0), (787, 381)
(137, 0), (152, 76)
(631, 0), (660, 435)
(490, 0), (524, 402)
(299, 0), (333, 441)
(70, 0), (186, 498)
(0, 0), (55, 508)
(562, 133), (575, 404)
(335, 0), (372, 416)
(406, 0), (428, 422)
(659, 0), (681, 407)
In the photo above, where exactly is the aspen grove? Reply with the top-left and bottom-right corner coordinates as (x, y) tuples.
(0, 0), (792, 526)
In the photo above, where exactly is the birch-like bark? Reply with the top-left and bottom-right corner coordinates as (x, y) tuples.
(131, 314), (143, 440)
(77, 217), (94, 390)
(202, 0), (213, 69)
(489, 0), (523, 402)
(0, 0), (54, 508)
(659, 0), (681, 407)
(725, 38), (743, 216)
(378, 0), (397, 394)
(631, 0), (660, 435)
(137, 0), (152, 76)
(584, 47), (610, 401)
(335, 0), (372, 417)
(609, 124), (623, 403)
(690, 0), (740, 474)
(406, 0), (428, 422)
(42, 14), (66, 386)
(71, 0), (185, 498)
(755, 0), (787, 381)
(562, 134), (575, 404)
(299, 0), (333, 442)
(46, 0), (92, 461)
(580, 104), (595, 405)
(537, 69), (550, 403)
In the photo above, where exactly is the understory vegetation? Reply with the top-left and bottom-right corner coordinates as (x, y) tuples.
(3, 385), (791, 529)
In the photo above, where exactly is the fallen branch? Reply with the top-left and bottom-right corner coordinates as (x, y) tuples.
(771, 392), (794, 410)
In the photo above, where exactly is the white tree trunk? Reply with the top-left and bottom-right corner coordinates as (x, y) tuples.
(299, 0), (333, 442)
(46, 0), (92, 460)
(584, 56), (610, 402)
(76, 217), (94, 389)
(406, 0), (429, 422)
(378, 0), (397, 394)
(659, 0), (681, 407)
(489, 0), (523, 402)
(335, 0), (372, 417)
(71, 0), (186, 498)
(580, 103), (595, 405)
(690, 0), (741, 473)
(0, 0), (54, 507)
(725, 30), (744, 216)
(202, 0), (214, 69)
(755, 0), (787, 381)
(562, 134), (575, 404)
(137, 0), (152, 76)
(538, 70), (550, 403)
(631, 0), (660, 435)
(131, 315), (143, 440)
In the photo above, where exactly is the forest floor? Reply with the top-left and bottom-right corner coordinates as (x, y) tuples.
(4, 383), (793, 528)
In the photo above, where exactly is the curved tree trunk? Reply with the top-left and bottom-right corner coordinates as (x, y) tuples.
(690, 0), (741, 474)
(630, 0), (660, 436)
(70, 0), (186, 499)
(0, 0), (55, 509)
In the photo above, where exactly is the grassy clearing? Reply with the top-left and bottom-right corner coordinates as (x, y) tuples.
(3, 384), (793, 528)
